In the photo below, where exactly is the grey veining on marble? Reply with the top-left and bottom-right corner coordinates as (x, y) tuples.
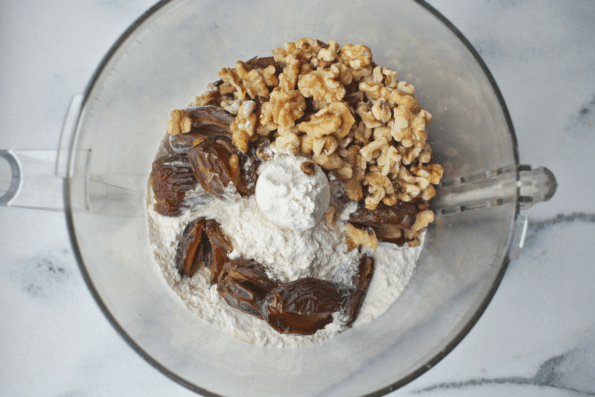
(1, 0), (594, 396)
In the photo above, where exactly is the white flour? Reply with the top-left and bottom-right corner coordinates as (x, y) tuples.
(147, 165), (423, 347)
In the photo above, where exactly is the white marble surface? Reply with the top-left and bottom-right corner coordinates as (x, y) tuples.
(1, 0), (594, 395)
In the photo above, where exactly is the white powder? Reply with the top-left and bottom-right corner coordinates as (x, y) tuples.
(255, 156), (330, 232)
(146, 162), (423, 347)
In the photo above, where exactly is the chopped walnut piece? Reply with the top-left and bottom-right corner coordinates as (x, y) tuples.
(220, 99), (242, 115)
(318, 40), (340, 62)
(372, 100), (391, 123)
(356, 102), (383, 129)
(377, 145), (401, 176)
(261, 90), (306, 129)
(167, 109), (192, 135)
(351, 65), (373, 82)
(301, 134), (314, 154)
(298, 108), (342, 139)
(365, 185), (386, 210)
(412, 210), (434, 232)
(274, 133), (301, 155)
(411, 163), (444, 185)
(342, 145), (366, 201)
(339, 44), (372, 69)
(219, 68), (247, 100)
(298, 67), (346, 104)
(360, 137), (388, 162)
(345, 223), (378, 250)
(353, 121), (373, 146)
(359, 81), (384, 101)
(382, 68), (398, 88)
(230, 101), (257, 153)
(312, 135), (339, 156)
(235, 61), (271, 98)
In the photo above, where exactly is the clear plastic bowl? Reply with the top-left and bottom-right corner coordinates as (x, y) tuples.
(0, 0), (557, 396)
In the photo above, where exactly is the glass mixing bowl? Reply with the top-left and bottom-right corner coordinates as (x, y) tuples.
(0, 0), (557, 395)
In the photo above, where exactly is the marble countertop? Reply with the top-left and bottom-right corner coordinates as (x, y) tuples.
(1, 0), (594, 395)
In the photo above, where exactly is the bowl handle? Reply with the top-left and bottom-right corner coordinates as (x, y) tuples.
(0, 95), (146, 216)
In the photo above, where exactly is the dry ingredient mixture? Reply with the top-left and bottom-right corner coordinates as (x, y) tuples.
(146, 38), (443, 347)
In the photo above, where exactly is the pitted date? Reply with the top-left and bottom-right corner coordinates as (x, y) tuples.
(345, 256), (374, 325)
(175, 218), (211, 278)
(349, 202), (417, 245)
(187, 136), (259, 202)
(175, 218), (232, 279)
(217, 259), (279, 319)
(150, 154), (200, 216)
(185, 106), (235, 128)
(263, 278), (350, 335)
(169, 125), (232, 154)
(205, 220), (233, 285)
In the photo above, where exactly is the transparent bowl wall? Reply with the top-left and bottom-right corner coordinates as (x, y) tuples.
(66, 0), (518, 395)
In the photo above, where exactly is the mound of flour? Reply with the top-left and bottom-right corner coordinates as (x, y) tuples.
(147, 183), (423, 347)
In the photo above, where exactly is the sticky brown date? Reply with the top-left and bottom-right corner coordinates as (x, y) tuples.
(150, 153), (200, 216)
(205, 220), (233, 285)
(262, 278), (350, 335)
(349, 201), (417, 246)
(217, 259), (279, 319)
(344, 256), (374, 326)
(175, 218), (210, 278)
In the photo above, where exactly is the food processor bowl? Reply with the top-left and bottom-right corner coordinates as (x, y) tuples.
(0, 0), (557, 396)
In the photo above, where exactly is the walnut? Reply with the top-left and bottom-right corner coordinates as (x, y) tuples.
(360, 137), (388, 162)
(372, 100), (391, 123)
(397, 143), (424, 165)
(382, 68), (398, 88)
(220, 99), (242, 115)
(365, 185), (386, 210)
(417, 142), (431, 164)
(353, 121), (372, 146)
(330, 101), (356, 138)
(412, 210), (434, 232)
(390, 108), (413, 147)
(298, 67), (346, 104)
(356, 102), (383, 129)
(278, 56), (301, 91)
(388, 87), (418, 112)
(235, 61), (271, 98)
(312, 135), (339, 156)
(294, 37), (325, 59)
(351, 65), (373, 81)
(312, 152), (351, 172)
(382, 193), (399, 206)
(377, 145), (401, 176)
(318, 40), (340, 62)
(274, 133), (301, 155)
(230, 101), (257, 153)
(373, 126), (392, 142)
(342, 145), (366, 201)
(411, 163), (444, 185)
(420, 185), (436, 200)
(345, 223), (378, 250)
(167, 109), (192, 135)
(261, 90), (306, 129)
(298, 108), (342, 139)
(301, 134), (314, 154)
(372, 66), (383, 83)
(359, 81), (383, 101)
(397, 81), (415, 95)
(332, 63), (353, 86)
(219, 68), (247, 100)
(338, 44), (372, 69)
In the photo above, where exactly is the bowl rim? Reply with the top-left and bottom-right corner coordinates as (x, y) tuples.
(64, 0), (520, 395)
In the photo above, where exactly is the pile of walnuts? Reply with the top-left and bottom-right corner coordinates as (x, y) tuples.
(172, 37), (443, 248)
